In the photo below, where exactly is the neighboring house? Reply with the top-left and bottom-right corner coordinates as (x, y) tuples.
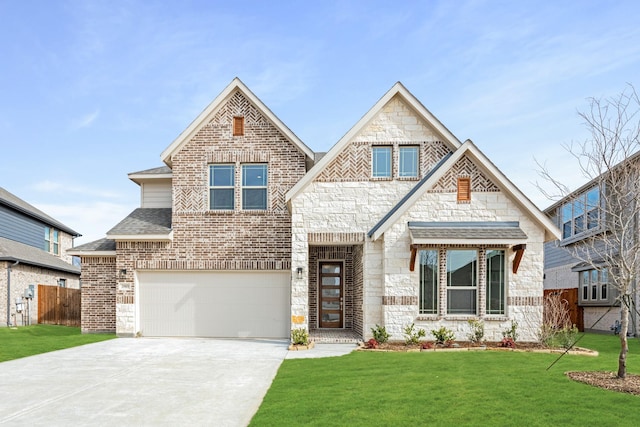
(0, 187), (81, 326)
(70, 78), (559, 342)
(544, 171), (639, 335)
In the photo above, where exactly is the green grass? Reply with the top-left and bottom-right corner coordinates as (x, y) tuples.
(0, 325), (116, 362)
(251, 334), (640, 426)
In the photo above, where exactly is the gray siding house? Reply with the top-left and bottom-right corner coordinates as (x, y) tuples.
(0, 187), (81, 326)
(544, 175), (638, 335)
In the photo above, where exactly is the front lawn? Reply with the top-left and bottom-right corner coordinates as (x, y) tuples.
(251, 334), (640, 426)
(0, 325), (116, 362)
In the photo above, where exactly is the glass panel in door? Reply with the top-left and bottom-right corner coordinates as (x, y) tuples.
(319, 262), (343, 328)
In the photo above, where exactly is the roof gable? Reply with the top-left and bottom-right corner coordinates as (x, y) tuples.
(286, 82), (462, 202)
(368, 140), (561, 242)
(161, 77), (313, 166)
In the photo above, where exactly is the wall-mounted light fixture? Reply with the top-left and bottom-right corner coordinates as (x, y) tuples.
(120, 269), (127, 277)
(296, 267), (304, 279)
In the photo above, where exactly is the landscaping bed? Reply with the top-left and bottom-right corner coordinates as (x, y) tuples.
(357, 340), (598, 355)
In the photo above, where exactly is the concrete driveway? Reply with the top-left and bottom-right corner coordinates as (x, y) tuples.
(0, 338), (290, 426)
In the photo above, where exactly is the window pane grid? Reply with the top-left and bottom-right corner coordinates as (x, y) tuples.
(372, 147), (392, 177)
(446, 250), (477, 314)
(399, 146), (418, 177)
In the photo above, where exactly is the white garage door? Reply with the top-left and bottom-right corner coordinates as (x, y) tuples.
(137, 271), (290, 338)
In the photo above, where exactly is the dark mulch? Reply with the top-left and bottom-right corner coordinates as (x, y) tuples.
(567, 371), (640, 396)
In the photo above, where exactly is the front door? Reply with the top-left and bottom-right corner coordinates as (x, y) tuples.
(319, 262), (343, 328)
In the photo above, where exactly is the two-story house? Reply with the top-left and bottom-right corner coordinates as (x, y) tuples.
(0, 187), (81, 326)
(544, 161), (640, 336)
(70, 78), (559, 342)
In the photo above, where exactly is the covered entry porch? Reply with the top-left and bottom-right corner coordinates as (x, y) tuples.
(307, 242), (364, 342)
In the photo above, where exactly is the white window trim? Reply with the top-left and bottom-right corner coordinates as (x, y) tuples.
(372, 146), (392, 178)
(398, 146), (419, 178)
(209, 164), (235, 210)
(241, 164), (268, 211)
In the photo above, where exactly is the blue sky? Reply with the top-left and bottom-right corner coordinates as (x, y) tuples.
(1, 0), (639, 245)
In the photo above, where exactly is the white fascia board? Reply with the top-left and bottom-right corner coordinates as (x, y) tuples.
(369, 146), (467, 241)
(161, 78), (313, 167)
(105, 232), (173, 241)
(286, 82), (462, 203)
(66, 250), (116, 257)
(128, 173), (173, 185)
(463, 143), (561, 242)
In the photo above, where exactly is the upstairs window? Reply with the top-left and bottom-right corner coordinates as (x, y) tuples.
(372, 146), (392, 178)
(561, 186), (600, 239)
(209, 164), (235, 210)
(399, 146), (419, 177)
(233, 116), (245, 136)
(44, 226), (51, 251)
(242, 164), (268, 210)
(53, 229), (59, 255)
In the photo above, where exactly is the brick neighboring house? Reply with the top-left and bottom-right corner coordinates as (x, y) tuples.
(0, 187), (81, 326)
(71, 78), (560, 341)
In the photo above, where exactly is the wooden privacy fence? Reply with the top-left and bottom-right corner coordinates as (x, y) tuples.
(38, 285), (81, 327)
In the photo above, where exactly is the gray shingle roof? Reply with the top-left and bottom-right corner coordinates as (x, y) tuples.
(409, 221), (528, 242)
(0, 237), (80, 274)
(128, 166), (172, 175)
(71, 238), (116, 252)
(0, 187), (81, 236)
(107, 208), (172, 236)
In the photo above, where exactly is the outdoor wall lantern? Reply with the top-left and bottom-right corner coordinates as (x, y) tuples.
(296, 267), (304, 279)
(120, 269), (127, 277)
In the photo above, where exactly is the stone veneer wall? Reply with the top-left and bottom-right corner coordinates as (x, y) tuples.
(380, 191), (546, 342)
(0, 261), (80, 326)
(80, 256), (116, 333)
(110, 89), (307, 336)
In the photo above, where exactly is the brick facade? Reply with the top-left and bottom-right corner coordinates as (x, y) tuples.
(79, 256), (116, 333)
(80, 88), (308, 335)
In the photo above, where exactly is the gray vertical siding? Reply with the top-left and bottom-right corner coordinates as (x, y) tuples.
(0, 204), (45, 249)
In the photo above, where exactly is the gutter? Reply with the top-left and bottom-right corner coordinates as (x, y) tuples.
(6, 260), (18, 327)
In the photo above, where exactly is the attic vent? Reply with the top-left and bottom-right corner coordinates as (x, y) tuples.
(233, 116), (245, 136)
(457, 177), (471, 202)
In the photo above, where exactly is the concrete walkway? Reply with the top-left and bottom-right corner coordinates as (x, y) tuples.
(0, 338), (355, 427)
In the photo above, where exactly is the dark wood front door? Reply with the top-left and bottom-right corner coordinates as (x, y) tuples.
(319, 262), (343, 328)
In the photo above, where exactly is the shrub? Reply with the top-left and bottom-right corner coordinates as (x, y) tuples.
(403, 323), (426, 345)
(366, 338), (379, 349)
(500, 337), (516, 348)
(431, 326), (455, 345)
(371, 324), (390, 343)
(291, 328), (309, 345)
(502, 320), (519, 342)
(467, 319), (485, 344)
(557, 325), (579, 349)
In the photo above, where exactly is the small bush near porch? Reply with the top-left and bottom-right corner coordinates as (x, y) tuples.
(0, 325), (115, 362)
(251, 334), (640, 426)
